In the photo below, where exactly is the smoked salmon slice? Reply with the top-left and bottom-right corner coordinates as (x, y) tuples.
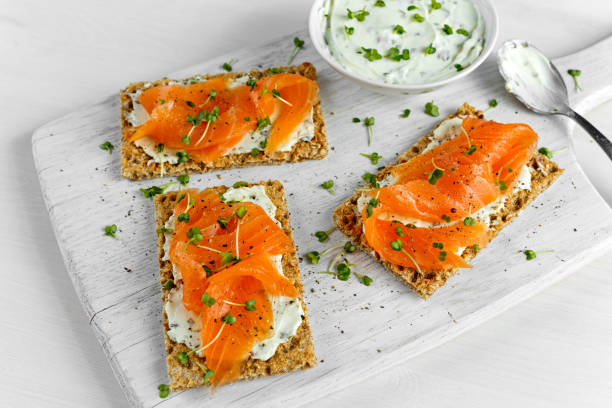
(362, 117), (538, 271)
(166, 188), (298, 386)
(128, 73), (318, 162)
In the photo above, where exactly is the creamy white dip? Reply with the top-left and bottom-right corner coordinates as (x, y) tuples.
(323, 0), (485, 84)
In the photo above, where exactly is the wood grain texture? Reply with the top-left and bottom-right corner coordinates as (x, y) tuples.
(30, 27), (612, 408)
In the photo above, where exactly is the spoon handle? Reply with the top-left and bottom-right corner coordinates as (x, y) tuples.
(568, 109), (612, 160)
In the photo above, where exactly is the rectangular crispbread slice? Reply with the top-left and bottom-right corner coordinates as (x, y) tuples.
(154, 180), (316, 391)
(333, 103), (564, 299)
(122, 63), (328, 180)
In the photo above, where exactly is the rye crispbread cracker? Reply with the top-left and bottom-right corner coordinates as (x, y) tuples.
(333, 103), (563, 299)
(122, 63), (327, 180)
(154, 181), (316, 391)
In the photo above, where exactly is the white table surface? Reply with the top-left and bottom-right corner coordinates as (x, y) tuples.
(2, 1), (612, 407)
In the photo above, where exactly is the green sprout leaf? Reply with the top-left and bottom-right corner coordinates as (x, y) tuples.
(425, 101), (439, 117)
(321, 180), (335, 194)
(99, 141), (114, 154)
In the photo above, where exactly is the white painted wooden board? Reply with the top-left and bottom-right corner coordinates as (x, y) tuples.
(32, 30), (612, 408)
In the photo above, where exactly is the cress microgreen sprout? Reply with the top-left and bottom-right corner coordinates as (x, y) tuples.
(235, 206), (247, 219)
(345, 26), (355, 38)
(314, 226), (335, 242)
(567, 69), (582, 91)
(158, 384), (170, 398)
(162, 279), (175, 290)
(400, 108), (411, 118)
(233, 181), (248, 188)
(427, 158), (445, 185)
(365, 197), (378, 218)
(186, 227), (203, 246)
(306, 242), (344, 264)
(413, 13), (425, 22)
(524, 249), (554, 261)
(288, 36), (305, 64)
(176, 351), (189, 365)
(375, 0), (385, 6)
(347, 7), (370, 21)
(352, 117), (361, 123)
(321, 180), (335, 194)
(442, 24), (453, 35)
(441, 214), (451, 222)
(140, 182), (177, 198)
(463, 216), (475, 226)
(385, 47), (410, 62)
(392, 24), (405, 35)
(363, 116), (375, 145)
(177, 174), (189, 187)
(104, 224), (119, 239)
(222, 59), (236, 72)
(344, 241), (356, 253)
(201, 292), (216, 307)
(220, 251), (237, 266)
(425, 101), (439, 117)
(538, 146), (567, 159)
(353, 271), (373, 286)
(456, 28), (469, 36)
(424, 43), (436, 55)
(221, 312), (236, 325)
(361, 47), (382, 62)
(99, 141), (114, 154)
(362, 172), (380, 188)
(360, 152), (382, 164)
(176, 151), (189, 163)
(454, 63), (464, 71)
(431, 0), (442, 10)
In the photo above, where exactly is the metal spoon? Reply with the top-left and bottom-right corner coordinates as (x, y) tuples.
(497, 39), (612, 160)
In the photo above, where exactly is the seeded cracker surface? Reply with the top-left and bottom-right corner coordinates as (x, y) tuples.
(154, 181), (316, 391)
(121, 63), (327, 180)
(333, 103), (564, 299)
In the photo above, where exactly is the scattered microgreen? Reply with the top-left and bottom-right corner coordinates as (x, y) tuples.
(235, 206), (247, 219)
(157, 227), (173, 235)
(177, 174), (189, 187)
(233, 181), (248, 188)
(222, 59), (236, 72)
(425, 101), (439, 117)
(354, 271), (373, 286)
(438, 251), (447, 261)
(454, 63), (464, 71)
(221, 251), (237, 266)
(352, 117), (361, 123)
(484, 98), (498, 112)
(250, 148), (260, 157)
(524, 249), (554, 261)
(360, 152), (382, 164)
(99, 141), (114, 154)
(162, 279), (175, 290)
(463, 216), (475, 226)
(201, 292), (216, 307)
(288, 36), (305, 64)
(104, 224), (119, 239)
(456, 28), (469, 36)
(473, 244), (480, 253)
(265, 67), (285, 76)
(441, 214), (451, 222)
(202, 265), (212, 277)
(567, 69), (582, 91)
(375, 0), (385, 6)
(365, 197), (379, 218)
(385, 47), (410, 61)
(270, 88), (293, 106)
(246, 78), (257, 90)
(392, 24), (405, 35)
(424, 43), (436, 55)
(176, 151), (189, 163)
(140, 182), (176, 198)
(314, 226), (336, 242)
(344, 241), (356, 253)
(186, 227), (203, 246)
(431, 0), (442, 10)
(400, 109), (411, 118)
(321, 180), (335, 194)
(364, 116), (375, 145)
(194, 106), (220, 146)
(306, 243), (344, 265)
(427, 158), (445, 185)
(442, 24), (453, 35)
(203, 369), (215, 384)
(407, 5), (418, 10)
(221, 312), (236, 325)
(256, 116), (271, 132)
(413, 13), (425, 22)
(433, 242), (444, 249)
(347, 7), (370, 21)
(345, 26), (355, 38)
(361, 47), (383, 62)
(362, 172), (380, 188)
(176, 351), (189, 365)
(158, 384), (170, 398)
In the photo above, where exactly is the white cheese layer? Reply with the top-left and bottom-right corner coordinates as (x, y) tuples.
(165, 286), (201, 349)
(163, 185), (303, 360)
(125, 78), (314, 162)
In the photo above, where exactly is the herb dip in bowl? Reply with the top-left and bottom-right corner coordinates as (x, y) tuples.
(309, 0), (498, 94)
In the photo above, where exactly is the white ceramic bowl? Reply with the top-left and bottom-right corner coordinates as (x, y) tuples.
(308, 0), (499, 95)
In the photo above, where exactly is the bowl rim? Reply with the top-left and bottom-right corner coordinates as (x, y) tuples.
(308, 0), (499, 91)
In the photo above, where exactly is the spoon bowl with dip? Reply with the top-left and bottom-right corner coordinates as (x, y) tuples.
(498, 39), (612, 160)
